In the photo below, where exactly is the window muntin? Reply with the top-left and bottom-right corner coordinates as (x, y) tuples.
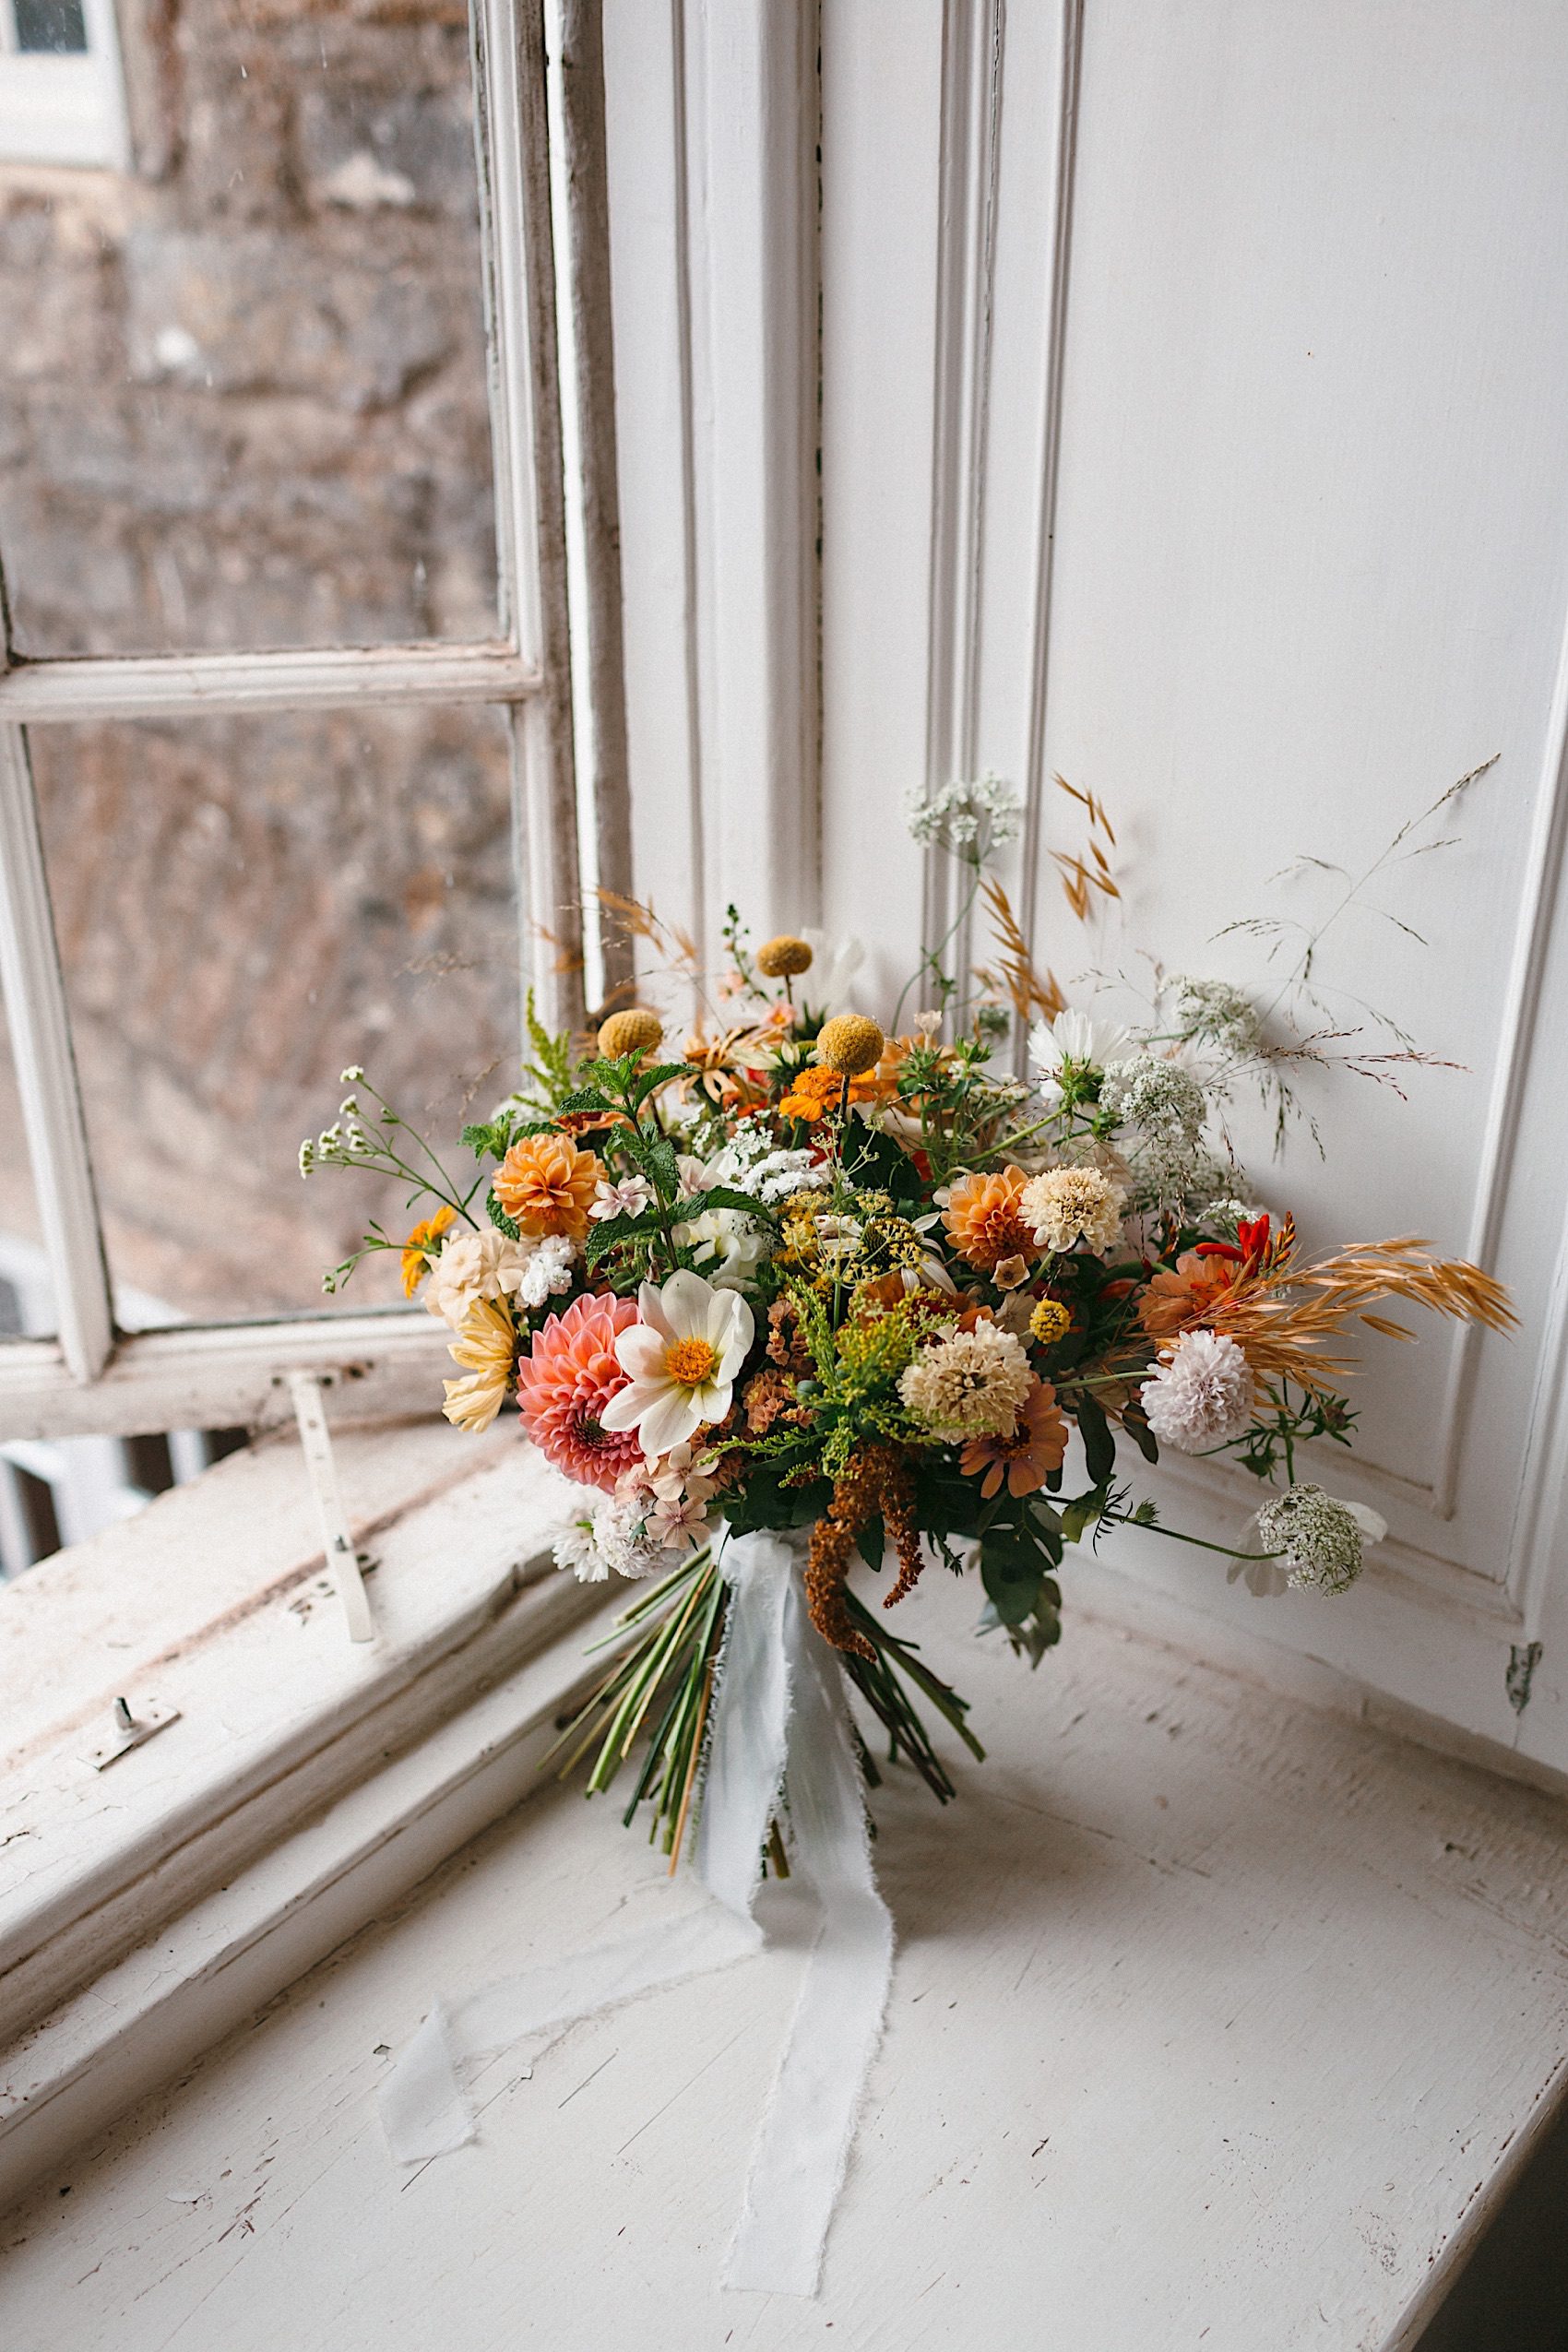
(0, 987), (51, 1336)
(0, 10), (499, 659)
(0, 0), (581, 1439)
(30, 703), (518, 1326)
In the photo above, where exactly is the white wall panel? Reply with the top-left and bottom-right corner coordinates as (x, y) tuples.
(614, 0), (1568, 1766)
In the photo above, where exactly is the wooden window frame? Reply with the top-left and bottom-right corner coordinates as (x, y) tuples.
(0, 0), (584, 1445)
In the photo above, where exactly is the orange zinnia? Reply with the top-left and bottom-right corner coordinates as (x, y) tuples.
(960, 1380), (1068, 1498)
(1139, 1250), (1242, 1341)
(493, 1133), (601, 1241)
(943, 1166), (1038, 1273)
(401, 1204), (457, 1296)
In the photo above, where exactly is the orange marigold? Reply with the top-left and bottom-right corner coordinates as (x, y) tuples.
(493, 1133), (601, 1241)
(943, 1166), (1039, 1274)
(778, 1063), (882, 1122)
(1140, 1250), (1242, 1341)
(401, 1203), (457, 1297)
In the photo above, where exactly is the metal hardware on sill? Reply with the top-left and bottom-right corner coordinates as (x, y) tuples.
(84, 1694), (182, 1772)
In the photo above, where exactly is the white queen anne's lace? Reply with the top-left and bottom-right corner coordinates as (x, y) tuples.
(1254, 1483), (1381, 1595)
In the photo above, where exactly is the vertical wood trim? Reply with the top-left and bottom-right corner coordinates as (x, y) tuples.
(683, 0), (820, 943)
(1018, 0), (1085, 1051)
(922, 0), (1005, 1000)
(0, 726), (113, 1382)
(476, 0), (585, 1034)
(558, 0), (636, 1004)
(1424, 630), (1568, 1517)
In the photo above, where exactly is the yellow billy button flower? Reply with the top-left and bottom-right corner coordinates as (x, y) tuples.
(597, 1005), (663, 1059)
(817, 1013), (885, 1076)
(1029, 1297), (1072, 1348)
(756, 933), (814, 980)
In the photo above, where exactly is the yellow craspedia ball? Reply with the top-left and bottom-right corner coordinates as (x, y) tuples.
(597, 1006), (663, 1059)
(1029, 1297), (1072, 1348)
(817, 1014), (885, 1076)
(756, 933), (814, 980)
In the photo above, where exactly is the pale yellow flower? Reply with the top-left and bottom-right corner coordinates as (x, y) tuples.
(441, 1297), (517, 1433)
(897, 1322), (1033, 1440)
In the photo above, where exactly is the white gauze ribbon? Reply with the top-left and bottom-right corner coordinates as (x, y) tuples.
(378, 1526), (894, 2299)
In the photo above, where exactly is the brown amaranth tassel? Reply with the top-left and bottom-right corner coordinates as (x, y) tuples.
(805, 1442), (927, 1656)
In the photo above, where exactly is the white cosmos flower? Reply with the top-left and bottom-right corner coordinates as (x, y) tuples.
(599, 1268), (754, 1457)
(1028, 1007), (1134, 1109)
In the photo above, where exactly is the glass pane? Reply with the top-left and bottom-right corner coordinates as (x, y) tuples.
(30, 705), (520, 1326)
(0, 8), (499, 654)
(13, 0), (88, 53)
(0, 985), (53, 1336)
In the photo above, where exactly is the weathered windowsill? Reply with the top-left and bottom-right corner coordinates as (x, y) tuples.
(4, 1562), (1567, 2347)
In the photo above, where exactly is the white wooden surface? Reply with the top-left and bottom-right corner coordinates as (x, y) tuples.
(6, 1564), (1568, 2352)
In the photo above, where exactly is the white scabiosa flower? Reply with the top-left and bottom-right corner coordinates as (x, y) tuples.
(599, 1268), (754, 1456)
(425, 1229), (560, 1329)
(1020, 1164), (1128, 1256)
(1254, 1484), (1385, 1596)
(1139, 1328), (1253, 1451)
(1028, 1007), (1133, 1109)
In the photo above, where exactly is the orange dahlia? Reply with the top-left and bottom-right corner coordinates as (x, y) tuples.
(942, 1166), (1039, 1273)
(1139, 1250), (1243, 1342)
(515, 1291), (644, 1490)
(960, 1379), (1068, 1498)
(493, 1133), (601, 1241)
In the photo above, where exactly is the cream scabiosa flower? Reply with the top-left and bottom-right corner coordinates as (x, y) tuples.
(600, 1268), (754, 1456)
(898, 1322), (1033, 1441)
(1021, 1164), (1128, 1256)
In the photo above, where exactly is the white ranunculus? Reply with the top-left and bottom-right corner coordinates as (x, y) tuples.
(599, 1269), (754, 1457)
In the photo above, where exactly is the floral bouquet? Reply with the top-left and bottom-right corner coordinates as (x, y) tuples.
(303, 773), (1515, 1862)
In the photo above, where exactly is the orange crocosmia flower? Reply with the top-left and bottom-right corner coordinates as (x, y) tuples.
(943, 1166), (1038, 1274)
(960, 1380), (1069, 1499)
(1139, 1250), (1242, 1341)
(493, 1133), (601, 1241)
(401, 1204), (457, 1297)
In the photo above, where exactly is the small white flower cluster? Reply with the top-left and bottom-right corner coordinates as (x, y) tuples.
(1254, 1483), (1374, 1596)
(1099, 1053), (1209, 1205)
(298, 1097), (377, 1176)
(904, 773), (1024, 861)
(1173, 975), (1264, 1062)
(1140, 1328), (1253, 1451)
(702, 1117), (830, 1206)
(423, 1228), (576, 1328)
(552, 1445), (720, 1582)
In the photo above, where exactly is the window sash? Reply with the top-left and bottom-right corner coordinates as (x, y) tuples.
(0, 0), (583, 1442)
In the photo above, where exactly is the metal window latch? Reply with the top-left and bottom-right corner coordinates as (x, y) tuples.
(289, 1372), (375, 1645)
(85, 1694), (182, 1772)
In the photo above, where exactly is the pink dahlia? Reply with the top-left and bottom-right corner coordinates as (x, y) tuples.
(516, 1291), (644, 1491)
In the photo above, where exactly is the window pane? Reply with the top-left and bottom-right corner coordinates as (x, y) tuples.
(0, 985), (53, 1337)
(0, 8), (499, 654)
(30, 705), (521, 1326)
(12, 0), (88, 53)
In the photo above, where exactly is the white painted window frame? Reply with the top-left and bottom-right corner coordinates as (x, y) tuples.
(0, 0), (584, 1447)
(0, 0), (129, 172)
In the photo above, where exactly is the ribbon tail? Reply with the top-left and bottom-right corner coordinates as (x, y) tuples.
(724, 1574), (895, 2297)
